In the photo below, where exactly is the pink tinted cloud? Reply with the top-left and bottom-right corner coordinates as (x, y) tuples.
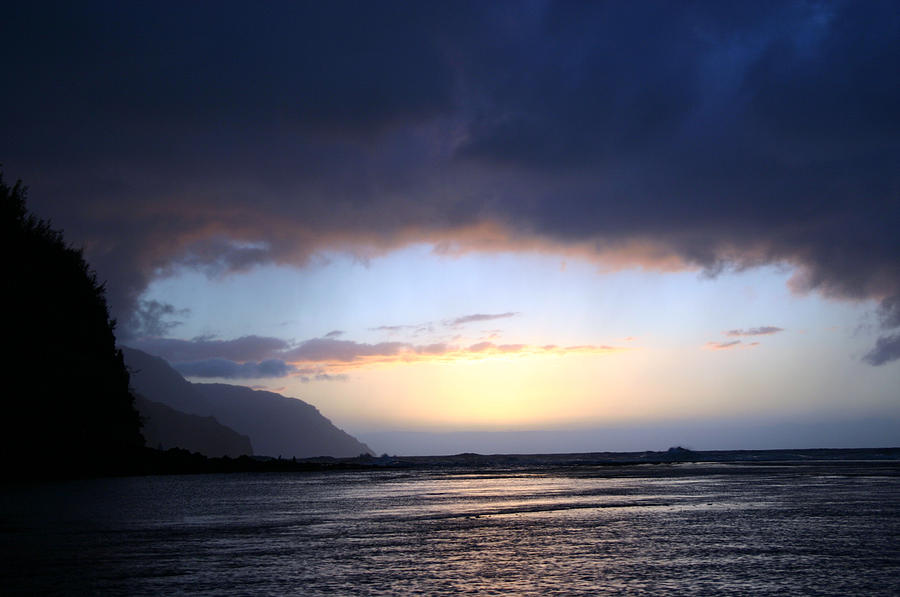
(132, 332), (629, 379)
(704, 340), (743, 350)
(703, 340), (761, 351)
(280, 337), (627, 372)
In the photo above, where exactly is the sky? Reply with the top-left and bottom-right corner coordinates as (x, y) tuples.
(2, 1), (899, 453)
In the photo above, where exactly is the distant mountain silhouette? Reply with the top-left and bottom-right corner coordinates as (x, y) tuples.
(2, 174), (143, 477)
(135, 395), (253, 457)
(122, 347), (373, 457)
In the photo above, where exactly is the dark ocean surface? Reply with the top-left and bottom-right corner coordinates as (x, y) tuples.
(2, 460), (899, 595)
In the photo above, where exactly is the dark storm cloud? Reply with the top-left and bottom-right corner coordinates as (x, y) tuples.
(174, 358), (295, 379)
(456, 2), (705, 169)
(1, 2), (458, 133)
(862, 334), (900, 367)
(876, 296), (900, 330)
(128, 300), (189, 337)
(2, 2), (899, 362)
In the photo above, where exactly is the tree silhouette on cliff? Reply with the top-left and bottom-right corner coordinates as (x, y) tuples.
(2, 173), (143, 476)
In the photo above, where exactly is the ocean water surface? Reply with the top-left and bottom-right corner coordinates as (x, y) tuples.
(2, 461), (899, 595)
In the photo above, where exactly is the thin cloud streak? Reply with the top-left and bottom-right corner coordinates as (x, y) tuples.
(725, 326), (784, 337)
(281, 338), (626, 372)
(372, 312), (519, 334)
(369, 323), (432, 335)
(704, 340), (760, 351)
(446, 312), (519, 326)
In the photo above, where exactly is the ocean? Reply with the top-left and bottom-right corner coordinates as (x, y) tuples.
(2, 460), (899, 595)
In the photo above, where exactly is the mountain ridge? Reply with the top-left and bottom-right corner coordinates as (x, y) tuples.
(122, 347), (372, 458)
(135, 395), (253, 457)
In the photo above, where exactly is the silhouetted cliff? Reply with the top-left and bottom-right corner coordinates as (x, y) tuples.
(2, 175), (143, 477)
(123, 347), (372, 458)
(135, 395), (253, 457)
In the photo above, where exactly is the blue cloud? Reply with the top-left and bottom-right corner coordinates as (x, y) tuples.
(174, 358), (295, 379)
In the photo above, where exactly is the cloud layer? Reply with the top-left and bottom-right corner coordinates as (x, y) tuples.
(174, 358), (295, 379)
(131, 335), (290, 363)
(707, 325), (783, 351)
(3, 2), (898, 361)
(129, 334), (624, 379)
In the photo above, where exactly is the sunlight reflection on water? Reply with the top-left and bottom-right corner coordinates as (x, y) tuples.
(2, 463), (899, 595)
